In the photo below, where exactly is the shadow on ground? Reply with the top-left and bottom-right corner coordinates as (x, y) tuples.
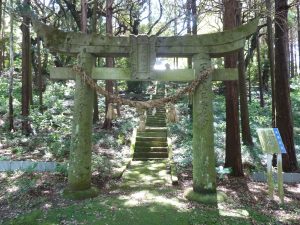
(3, 160), (275, 225)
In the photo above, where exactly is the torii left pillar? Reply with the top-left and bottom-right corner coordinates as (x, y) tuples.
(63, 50), (99, 199)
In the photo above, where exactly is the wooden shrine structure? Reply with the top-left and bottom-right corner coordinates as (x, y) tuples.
(32, 18), (259, 200)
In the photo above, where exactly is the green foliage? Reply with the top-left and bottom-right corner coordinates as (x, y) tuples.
(216, 166), (232, 178)
(55, 162), (68, 176)
(170, 89), (289, 174)
(291, 77), (300, 163)
(92, 155), (112, 177)
(15, 175), (38, 194)
(126, 81), (148, 94)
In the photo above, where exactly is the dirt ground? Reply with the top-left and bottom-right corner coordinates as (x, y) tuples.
(0, 170), (299, 224)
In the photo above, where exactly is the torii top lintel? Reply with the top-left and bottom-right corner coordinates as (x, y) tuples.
(32, 18), (258, 58)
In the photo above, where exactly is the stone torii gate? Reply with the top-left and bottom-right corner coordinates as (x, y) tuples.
(33, 18), (258, 200)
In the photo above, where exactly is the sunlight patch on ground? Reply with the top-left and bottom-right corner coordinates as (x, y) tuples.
(118, 190), (186, 209)
(7, 185), (19, 193)
(218, 204), (249, 219)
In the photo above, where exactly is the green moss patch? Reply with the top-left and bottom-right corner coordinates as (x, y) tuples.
(4, 194), (273, 225)
(184, 188), (227, 204)
(62, 186), (99, 200)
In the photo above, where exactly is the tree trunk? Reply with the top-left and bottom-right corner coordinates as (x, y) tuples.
(37, 38), (43, 113)
(238, 49), (253, 146)
(92, 0), (99, 123)
(274, 0), (298, 172)
(266, 0), (275, 126)
(224, 0), (243, 177)
(0, 0), (2, 72)
(289, 30), (295, 78)
(247, 41), (252, 103)
(0, 0), (6, 71)
(191, 0), (197, 35)
(294, 52), (297, 76)
(256, 34), (264, 107)
(297, 2), (300, 71)
(236, 3), (253, 146)
(7, 0), (14, 131)
(102, 0), (114, 129)
(186, 0), (192, 68)
(21, 0), (32, 135)
(245, 30), (260, 104)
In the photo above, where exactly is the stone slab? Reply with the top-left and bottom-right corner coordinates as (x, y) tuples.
(251, 172), (300, 184)
(0, 161), (57, 172)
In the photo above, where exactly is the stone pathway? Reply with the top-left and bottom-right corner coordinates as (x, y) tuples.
(133, 85), (169, 160)
(120, 160), (172, 189)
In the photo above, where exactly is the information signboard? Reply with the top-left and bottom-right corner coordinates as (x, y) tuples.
(256, 128), (286, 204)
(257, 128), (287, 154)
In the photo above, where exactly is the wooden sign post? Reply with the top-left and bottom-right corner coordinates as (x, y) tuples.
(32, 18), (258, 200)
(257, 128), (287, 204)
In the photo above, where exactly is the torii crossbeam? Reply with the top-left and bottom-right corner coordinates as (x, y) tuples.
(32, 18), (258, 200)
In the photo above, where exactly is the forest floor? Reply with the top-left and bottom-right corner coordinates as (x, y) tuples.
(0, 159), (299, 225)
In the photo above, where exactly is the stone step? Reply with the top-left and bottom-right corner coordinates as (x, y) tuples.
(146, 120), (166, 124)
(146, 123), (166, 126)
(135, 141), (168, 147)
(147, 114), (165, 118)
(148, 117), (165, 120)
(136, 137), (167, 142)
(132, 158), (166, 161)
(133, 152), (168, 159)
(146, 124), (166, 128)
(147, 116), (165, 119)
(146, 118), (165, 122)
(134, 146), (168, 152)
(148, 107), (165, 110)
(137, 131), (167, 137)
(146, 125), (166, 128)
(146, 120), (166, 123)
(147, 111), (165, 114)
(153, 109), (166, 112)
(147, 115), (165, 118)
(145, 127), (167, 132)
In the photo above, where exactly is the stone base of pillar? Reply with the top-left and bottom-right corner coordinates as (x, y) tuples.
(63, 186), (99, 200)
(184, 188), (227, 204)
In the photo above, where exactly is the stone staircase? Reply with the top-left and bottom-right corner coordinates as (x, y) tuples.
(133, 87), (169, 160)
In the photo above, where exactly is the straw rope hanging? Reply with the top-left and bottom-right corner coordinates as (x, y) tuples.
(72, 65), (212, 110)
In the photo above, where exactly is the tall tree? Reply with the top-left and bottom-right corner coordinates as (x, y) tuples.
(7, 0), (14, 131)
(0, 0), (2, 72)
(21, 0), (32, 135)
(0, 0), (5, 71)
(186, 0), (192, 68)
(289, 28), (295, 78)
(274, 0), (298, 171)
(102, 0), (114, 129)
(238, 49), (253, 146)
(92, 0), (99, 123)
(37, 38), (43, 113)
(237, 4), (253, 146)
(256, 33), (264, 107)
(297, 2), (300, 70)
(266, 0), (275, 126)
(223, 0), (243, 176)
(191, 0), (197, 34)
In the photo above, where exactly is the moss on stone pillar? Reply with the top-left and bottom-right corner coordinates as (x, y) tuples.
(63, 50), (99, 199)
(192, 54), (216, 194)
